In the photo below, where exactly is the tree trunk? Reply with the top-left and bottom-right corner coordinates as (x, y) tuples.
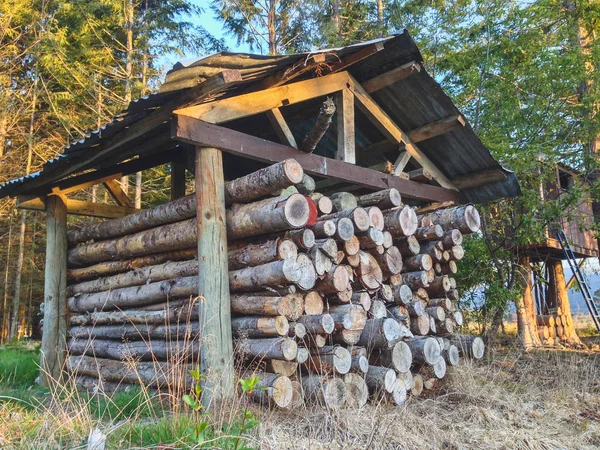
(515, 256), (541, 348)
(9, 212), (26, 339)
(548, 260), (581, 344)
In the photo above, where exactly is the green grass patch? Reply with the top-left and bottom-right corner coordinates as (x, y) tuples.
(0, 341), (40, 388)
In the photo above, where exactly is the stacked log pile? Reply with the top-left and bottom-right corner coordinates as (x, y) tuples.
(536, 309), (575, 345)
(65, 158), (485, 408)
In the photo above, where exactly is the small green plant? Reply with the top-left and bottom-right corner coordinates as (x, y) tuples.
(183, 368), (210, 443)
(234, 376), (264, 450)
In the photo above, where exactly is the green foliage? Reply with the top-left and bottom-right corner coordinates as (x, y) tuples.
(0, 342), (40, 388)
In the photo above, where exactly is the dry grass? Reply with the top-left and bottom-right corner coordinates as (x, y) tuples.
(1, 342), (599, 449)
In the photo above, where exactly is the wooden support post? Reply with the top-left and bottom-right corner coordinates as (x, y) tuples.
(171, 158), (187, 200)
(549, 260), (581, 344)
(335, 89), (355, 164)
(195, 146), (234, 409)
(40, 195), (68, 387)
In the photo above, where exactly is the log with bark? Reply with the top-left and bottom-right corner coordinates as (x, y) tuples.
(236, 337), (298, 362)
(356, 189), (402, 210)
(240, 370), (294, 408)
(301, 375), (346, 409)
(418, 205), (481, 235)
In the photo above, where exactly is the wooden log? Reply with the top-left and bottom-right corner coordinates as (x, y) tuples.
(410, 315), (430, 336)
(365, 365), (397, 393)
(413, 225), (443, 242)
(387, 385), (408, 406)
(418, 241), (444, 262)
(538, 326), (550, 342)
(304, 334), (327, 348)
(236, 337), (298, 361)
(388, 306), (409, 323)
(304, 345), (352, 375)
(320, 207), (370, 232)
(391, 284), (413, 305)
(382, 206), (418, 237)
(411, 374), (424, 396)
(311, 220), (336, 238)
(365, 206), (385, 231)
(447, 335), (485, 360)
(309, 247), (332, 276)
(300, 97), (336, 153)
(356, 189), (402, 210)
(407, 301), (425, 317)
(297, 314), (335, 335)
(67, 259), (198, 296)
(453, 310), (463, 326)
(405, 337), (441, 366)
(357, 318), (402, 350)
(315, 264), (350, 294)
(310, 193), (333, 215)
(70, 322), (200, 340)
(231, 293), (304, 321)
(301, 375), (346, 409)
(355, 251), (383, 290)
(372, 341), (413, 373)
(343, 373), (368, 408)
(396, 370), (414, 392)
(241, 371), (294, 409)
(304, 290), (324, 315)
(442, 229), (463, 249)
(445, 344), (460, 366)
(396, 235), (420, 256)
(536, 315), (556, 327)
(429, 315), (438, 334)
(295, 174), (316, 195)
(228, 239), (297, 270)
(428, 298), (453, 311)
(328, 304), (368, 331)
(227, 193), (311, 239)
(314, 238), (338, 259)
(68, 338), (200, 361)
(438, 261), (458, 275)
(426, 276), (451, 296)
(372, 246), (403, 277)
(426, 306), (446, 322)
(437, 318), (455, 334)
(382, 231), (394, 249)
(449, 245), (465, 261)
(352, 291), (372, 311)
(401, 271), (430, 289)
(419, 205), (480, 235)
(67, 355), (192, 387)
(350, 355), (369, 374)
(334, 218), (355, 242)
(377, 284), (394, 303)
(232, 316), (289, 338)
(69, 302), (197, 326)
(286, 229), (316, 250)
(68, 276), (198, 313)
(263, 360), (299, 377)
(402, 254), (433, 272)
(295, 253), (317, 291)
(330, 192), (358, 213)
(229, 260), (302, 292)
(369, 300), (388, 319)
(296, 347), (310, 364)
(447, 288), (459, 301)
(67, 248), (197, 282)
(343, 235), (361, 256)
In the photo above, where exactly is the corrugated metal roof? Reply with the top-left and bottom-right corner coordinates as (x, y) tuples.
(0, 30), (520, 203)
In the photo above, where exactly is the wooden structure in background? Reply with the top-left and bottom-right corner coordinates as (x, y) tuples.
(0, 32), (519, 396)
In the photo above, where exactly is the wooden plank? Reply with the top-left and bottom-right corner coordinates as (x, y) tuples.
(362, 61), (421, 93)
(103, 179), (135, 208)
(266, 108), (298, 148)
(257, 54), (326, 90)
(170, 158), (187, 200)
(408, 115), (466, 143)
(450, 169), (507, 190)
(415, 201), (455, 214)
(328, 42), (385, 73)
(335, 89), (355, 163)
(174, 71), (349, 124)
(39, 195), (68, 387)
(408, 168), (433, 182)
(195, 146), (234, 408)
(393, 151), (411, 176)
(172, 115), (460, 203)
(17, 196), (141, 218)
(18, 70), (242, 194)
(346, 74), (457, 190)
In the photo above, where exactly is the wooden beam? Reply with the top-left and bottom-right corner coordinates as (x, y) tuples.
(346, 74), (457, 190)
(416, 201), (456, 214)
(257, 54), (327, 90)
(362, 61), (421, 93)
(39, 195), (67, 387)
(18, 70), (242, 194)
(393, 151), (411, 176)
(195, 146), (234, 408)
(174, 71), (349, 124)
(450, 169), (508, 190)
(328, 42), (385, 73)
(407, 115), (466, 143)
(170, 158), (187, 200)
(266, 108), (298, 148)
(103, 179), (135, 208)
(334, 89), (355, 163)
(17, 196), (141, 218)
(172, 115), (460, 203)
(408, 168), (433, 182)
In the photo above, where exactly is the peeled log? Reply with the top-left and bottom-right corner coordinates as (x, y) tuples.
(67, 355), (192, 387)
(236, 337), (298, 361)
(304, 345), (352, 375)
(383, 206), (418, 237)
(232, 316), (289, 338)
(67, 249), (197, 282)
(68, 276), (198, 313)
(68, 338), (200, 361)
(357, 318), (402, 350)
(344, 373), (369, 408)
(356, 189), (402, 210)
(231, 293), (303, 320)
(365, 365), (397, 393)
(228, 239), (297, 270)
(229, 260), (302, 292)
(406, 337), (441, 366)
(301, 375), (346, 409)
(227, 193), (310, 239)
(419, 205), (480, 235)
